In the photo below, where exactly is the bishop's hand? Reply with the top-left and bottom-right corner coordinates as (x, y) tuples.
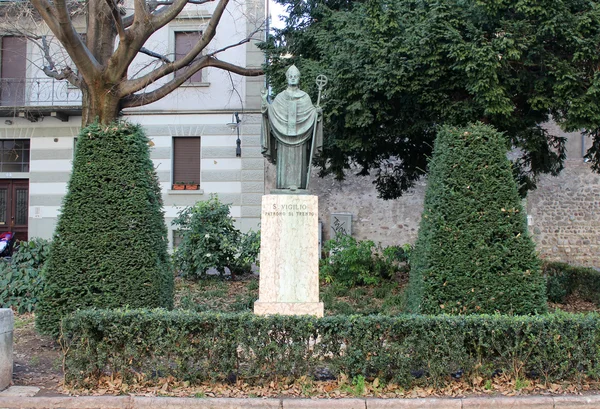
(260, 88), (268, 108)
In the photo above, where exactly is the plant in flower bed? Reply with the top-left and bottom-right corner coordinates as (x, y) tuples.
(172, 195), (260, 278)
(173, 275), (406, 316)
(62, 309), (600, 389)
(0, 238), (51, 313)
(175, 276), (259, 313)
(320, 234), (410, 287)
(320, 281), (406, 315)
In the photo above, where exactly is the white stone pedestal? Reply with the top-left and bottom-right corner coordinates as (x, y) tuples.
(254, 194), (324, 317)
(0, 309), (13, 391)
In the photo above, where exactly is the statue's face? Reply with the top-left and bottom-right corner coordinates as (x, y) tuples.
(287, 71), (300, 86)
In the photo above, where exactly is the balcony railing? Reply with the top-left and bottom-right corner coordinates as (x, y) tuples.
(0, 77), (82, 107)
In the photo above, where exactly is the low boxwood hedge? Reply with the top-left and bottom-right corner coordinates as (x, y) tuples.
(545, 261), (600, 305)
(62, 309), (600, 388)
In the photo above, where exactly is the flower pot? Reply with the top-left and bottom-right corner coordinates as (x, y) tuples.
(173, 184), (185, 190)
(185, 184), (199, 190)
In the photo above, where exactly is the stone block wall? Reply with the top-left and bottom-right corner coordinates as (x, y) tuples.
(265, 162), (427, 247)
(526, 160), (600, 266)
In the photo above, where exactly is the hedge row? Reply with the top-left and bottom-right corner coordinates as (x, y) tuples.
(63, 309), (600, 388)
(545, 261), (600, 305)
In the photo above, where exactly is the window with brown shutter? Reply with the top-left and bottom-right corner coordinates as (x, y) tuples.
(174, 31), (203, 83)
(1, 36), (27, 106)
(172, 137), (200, 187)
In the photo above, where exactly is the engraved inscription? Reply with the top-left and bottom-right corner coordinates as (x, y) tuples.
(263, 203), (316, 217)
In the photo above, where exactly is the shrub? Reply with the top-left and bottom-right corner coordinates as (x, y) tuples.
(407, 123), (546, 315)
(544, 261), (600, 304)
(0, 238), (51, 313)
(320, 235), (408, 286)
(63, 309), (600, 388)
(36, 121), (173, 337)
(172, 195), (259, 278)
(230, 229), (261, 276)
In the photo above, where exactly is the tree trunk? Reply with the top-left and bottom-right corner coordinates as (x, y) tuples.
(80, 0), (120, 127)
(81, 85), (121, 126)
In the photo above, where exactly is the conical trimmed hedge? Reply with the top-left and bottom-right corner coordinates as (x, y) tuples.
(407, 123), (546, 315)
(36, 121), (173, 336)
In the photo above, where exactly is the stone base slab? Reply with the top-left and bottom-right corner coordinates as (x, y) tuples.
(255, 195), (322, 316)
(0, 386), (40, 397)
(254, 301), (324, 317)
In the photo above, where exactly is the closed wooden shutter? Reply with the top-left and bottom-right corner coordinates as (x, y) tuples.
(173, 137), (200, 185)
(1, 36), (27, 106)
(175, 31), (202, 82)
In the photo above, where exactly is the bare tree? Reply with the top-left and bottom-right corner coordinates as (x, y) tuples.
(3, 0), (263, 125)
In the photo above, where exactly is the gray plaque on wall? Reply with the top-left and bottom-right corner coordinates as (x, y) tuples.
(330, 213), (352, 238)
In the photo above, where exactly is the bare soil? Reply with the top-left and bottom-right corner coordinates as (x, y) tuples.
(12, 314), (64, 396)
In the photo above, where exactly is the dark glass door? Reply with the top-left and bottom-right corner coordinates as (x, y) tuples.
(0, 179), (28, 241)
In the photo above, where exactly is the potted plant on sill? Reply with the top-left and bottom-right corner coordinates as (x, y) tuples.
(185, 181), (199, 190)
(172, 182), (186, 190)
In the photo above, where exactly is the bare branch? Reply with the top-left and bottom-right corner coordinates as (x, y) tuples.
(32, 0), (101, 82)
(150, 0), (196, 32)
(29, 0), (60, 34)
(205, 57), (263, 77)
(152, 0), (212, 4)
(139, 47), (172, 63)
(104, 0), (126, 42)
(120, 0), (230, 96)
(127, 0), (149, 28)
(40, 35), (81, 87)
(42, 65), (79, 84)
(121, 55), (262, 108)
(205, 25), (263, 56)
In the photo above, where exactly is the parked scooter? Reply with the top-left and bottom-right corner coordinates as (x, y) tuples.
(0, 232), (15, 259)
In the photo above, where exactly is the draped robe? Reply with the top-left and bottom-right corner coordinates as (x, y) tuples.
(261, 87), (323, 190)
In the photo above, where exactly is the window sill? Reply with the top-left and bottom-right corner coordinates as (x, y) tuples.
(167, 189), (204, 195)
(180, 82), (210, 88)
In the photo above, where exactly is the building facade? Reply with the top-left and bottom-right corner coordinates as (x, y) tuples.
(0, 0), (265, 248)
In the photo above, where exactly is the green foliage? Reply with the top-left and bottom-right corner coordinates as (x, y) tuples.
(175, 277), (258, 313)
(35, 121), (173, 337)
(172, 195), (260, 278)
(407, 123), (546, 315)
(0, 238), (51, 313)
(63, 309), (600, 388)
(231, 229), (261, 276)
(320, 235), (408, 286)
(259, 0), (600, 198)
(544, 261), (600, 304)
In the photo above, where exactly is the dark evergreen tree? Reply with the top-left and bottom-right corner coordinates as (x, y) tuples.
(407, 123), (546, 315)
(262, 0), (600, 198)
(36, 121), (173, 336)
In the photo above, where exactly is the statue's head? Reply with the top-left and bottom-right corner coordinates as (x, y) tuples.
(286, 65), (300, 86)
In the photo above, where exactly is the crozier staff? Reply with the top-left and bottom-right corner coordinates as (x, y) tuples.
(261, 65), (324, 191)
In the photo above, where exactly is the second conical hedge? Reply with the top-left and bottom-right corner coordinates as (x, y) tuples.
(407, 123), (546, 315)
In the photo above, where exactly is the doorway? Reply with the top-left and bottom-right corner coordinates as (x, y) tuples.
(0, 179), (28, 241)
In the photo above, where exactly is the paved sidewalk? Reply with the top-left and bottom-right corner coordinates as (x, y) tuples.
(0, 394), (599, 408)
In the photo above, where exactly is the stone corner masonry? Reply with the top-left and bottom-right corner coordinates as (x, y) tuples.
(0, 309), (14, 391)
